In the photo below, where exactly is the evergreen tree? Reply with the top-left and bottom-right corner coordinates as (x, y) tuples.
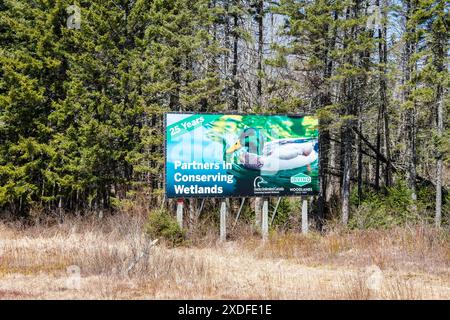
(0, 0), (67, 214)
(271, 0), (377, 224)
(0, 0), (447, 225)
(410, 0), (448, 225)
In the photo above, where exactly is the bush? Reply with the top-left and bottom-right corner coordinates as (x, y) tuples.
(145, 209), (185, 246)
(272, 198), (299, 230)
(349, 180), (431, 229)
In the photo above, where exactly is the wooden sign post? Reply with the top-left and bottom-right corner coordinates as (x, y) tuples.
(301, 197), (308, 234)
(176, 199), (184, 229)
(220, 200), (227, 242)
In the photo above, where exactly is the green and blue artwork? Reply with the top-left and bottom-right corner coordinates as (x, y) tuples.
(165, 113), (319, 198)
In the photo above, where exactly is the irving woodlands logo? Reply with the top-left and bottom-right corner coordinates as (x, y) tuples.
(290, 173), (311, 187)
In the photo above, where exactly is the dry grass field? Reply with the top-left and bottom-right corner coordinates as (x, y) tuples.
(0, 213), (449, 300)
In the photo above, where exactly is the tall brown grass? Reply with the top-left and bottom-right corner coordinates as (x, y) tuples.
(242, 225), (450, 275)
(0, 212), (448, 299)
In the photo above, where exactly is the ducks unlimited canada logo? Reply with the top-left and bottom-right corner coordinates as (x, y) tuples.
(290, 173), (312, 187)
(253, 176), (284, 194)
(254, 176), (268, 188)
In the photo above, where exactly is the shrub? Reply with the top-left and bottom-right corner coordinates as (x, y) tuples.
(272, 198), (299, 230)
(145, 209), (185, 246)
(349, 180), (431, 229)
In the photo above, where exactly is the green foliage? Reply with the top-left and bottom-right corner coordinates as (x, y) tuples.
(0, 0), (226, 214)
(271, 198), (300, 229)
(145, 209), (185, 246)
(237, 200), (255, 223)
(349, 180), (437, 229)
(443, 193), (450, 226)
(0, 0), (447, 230)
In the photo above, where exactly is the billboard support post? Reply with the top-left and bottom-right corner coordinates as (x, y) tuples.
(262, 198), (269, 241)
(301, 197), (308, 234)
(220, 200), (227, 242)
(176, 199), (184, 229)
(255, 198), (262, 228)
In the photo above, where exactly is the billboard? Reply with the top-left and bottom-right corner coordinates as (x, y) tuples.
(165, 113), (319, 198)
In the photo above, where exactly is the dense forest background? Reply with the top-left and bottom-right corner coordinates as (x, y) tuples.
(0, 0), (448, 227)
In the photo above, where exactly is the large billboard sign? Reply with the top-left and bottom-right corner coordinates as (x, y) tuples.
(164, 113), (319, 198)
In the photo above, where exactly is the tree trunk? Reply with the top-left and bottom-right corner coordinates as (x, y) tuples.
(433, 3), (446, 227)
(318, 8), (338, 225)
(435, 84), (443, 227)
(254, 0), (264, 224)
(224, 0), (231, 108)
(404, 0), (417, 201)
(256, 0), (263, 107)
(375, 104), (381, 190)
(232, 3), (239, 111)
(375, 0), (390, 190)
(357, 112), (362, 203)
(342, 125), (353, 225)
(379, 0), (391, 187)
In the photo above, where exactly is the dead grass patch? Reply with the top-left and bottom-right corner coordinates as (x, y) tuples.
(0, 215), (448, 299)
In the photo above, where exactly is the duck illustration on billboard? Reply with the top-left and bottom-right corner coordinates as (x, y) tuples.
(165, 113), (319, 198)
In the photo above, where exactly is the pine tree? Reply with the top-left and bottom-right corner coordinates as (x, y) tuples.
(410, 0), (448, 225)
(0, 0), (446, 226)
(0, 0), (68, 214)
(272, 0), (377, 225)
